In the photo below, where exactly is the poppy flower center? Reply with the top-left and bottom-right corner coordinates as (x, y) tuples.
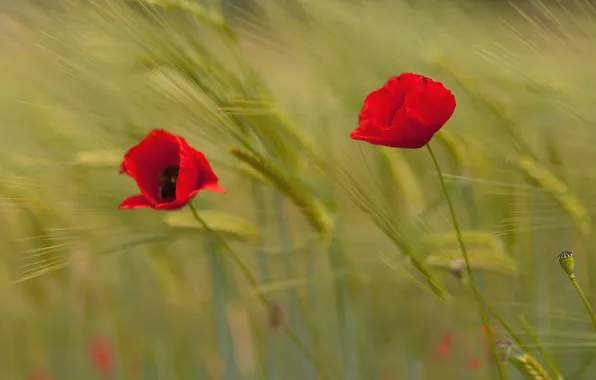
(159, 165), (179, 200)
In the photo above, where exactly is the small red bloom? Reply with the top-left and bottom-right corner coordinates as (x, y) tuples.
(119, 129), (225, 210)
(29, 372), (52, 380)
(468, 356), (481, 370)
(433, 331), (453, 361)
(89, 337), (115, 375)
(350, 73), (456, 149)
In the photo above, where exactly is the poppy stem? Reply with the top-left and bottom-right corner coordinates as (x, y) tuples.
(568, 275), (596, 378)
(426, 143), (509, 380)
(570, 277), (596, 332)
(187, 203), (330, 379)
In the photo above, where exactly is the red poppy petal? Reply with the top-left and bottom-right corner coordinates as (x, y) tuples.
(404, 79), (456, 128)
(121, 129), (182, 204)
(193, 150), (226, 193)
(390, 110), (436, 148)
(173, 140), (225, 203)
(154, 185), (223, 211)
(174, 137), (201, 201)
(353, 77), (407, 144)
(154, 198), (193, 210)
(391, 73), (426, 95)
(354, 113), (433, 148)
(349, 122), (382, 142)
(358, 85), (401, 131)
(202, 182), (226, 193)
(118, 195), (153, 209)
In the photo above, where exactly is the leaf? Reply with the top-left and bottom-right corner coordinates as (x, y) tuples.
(164, 210), (261, 243)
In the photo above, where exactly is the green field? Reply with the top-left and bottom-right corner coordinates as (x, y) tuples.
(2, 0), (596, 379)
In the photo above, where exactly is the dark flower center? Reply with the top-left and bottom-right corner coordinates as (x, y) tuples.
(159, 166), (179, 199)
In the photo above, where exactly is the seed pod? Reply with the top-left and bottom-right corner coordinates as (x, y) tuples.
(557, 251), (575, 278)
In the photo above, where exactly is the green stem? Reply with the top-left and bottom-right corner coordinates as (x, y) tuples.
(565, 275), (595, 378)
(187, 203), (328, 379)
(570, 276), (596, 331)
(426, 143), (508, 380)
(568, 243), (596, 378)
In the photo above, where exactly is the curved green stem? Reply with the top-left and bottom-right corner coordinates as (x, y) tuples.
(187, 203), (329, 379)
(426, 143), (508, 380)
(570, 276), (596, 331)
(569, 274), (596, 379)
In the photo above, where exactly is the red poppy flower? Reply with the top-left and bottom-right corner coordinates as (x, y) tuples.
(350, 73), (456, 149)
(119, 129), (225, 210)
(89, 337), (115, 375)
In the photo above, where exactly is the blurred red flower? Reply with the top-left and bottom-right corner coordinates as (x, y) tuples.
(89, 337), (115, 375)
(468, 356), (481, 370)
(433, 331), (453, 361)
(28, 372), (52, 380)
(431, 327), (493, 372)
(350, 73), (456, 149)
(464, 324), (496, 371)
(119, 129), (225, 210)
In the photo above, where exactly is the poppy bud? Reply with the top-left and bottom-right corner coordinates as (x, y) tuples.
(557, 251), (575, 278)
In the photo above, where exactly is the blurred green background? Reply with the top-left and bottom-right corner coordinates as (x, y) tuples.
(2, 0), (596, 379)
